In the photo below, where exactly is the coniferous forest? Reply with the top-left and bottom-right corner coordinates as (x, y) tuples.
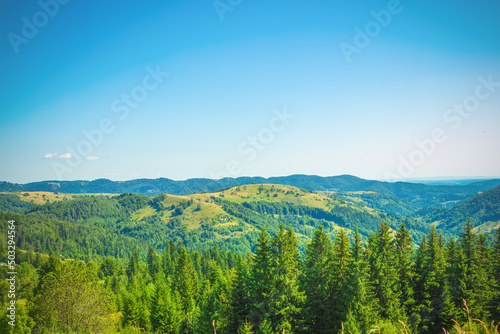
(1, 217), (499, 334)
(3, 0), (500, 332)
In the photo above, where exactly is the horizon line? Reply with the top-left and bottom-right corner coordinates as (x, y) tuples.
(2, 174), (500, 185)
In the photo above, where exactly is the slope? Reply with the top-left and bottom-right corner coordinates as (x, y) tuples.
(421, 186), (500, 234)
(1, 175), (499, 209)
(4, 185), (431, 255)
(324, 190), (421, 217)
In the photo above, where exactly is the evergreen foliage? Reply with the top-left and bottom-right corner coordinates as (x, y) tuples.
(1, 218), (499, 333)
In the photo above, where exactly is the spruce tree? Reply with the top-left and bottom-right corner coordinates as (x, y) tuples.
(268, 224), (305, 333)
(198, 279), (217, 333)
(474, 233), (491, 319)
(150, 274), (182, 333)
(198, 261), (232, 333)
(416, 227), (454, 334)
(126, 246), (140, 279)
(351, 226), (363, 262)
(34, 254), (61, 295)
(147, 246), (161, 279)
(123, 275), (150, 331)
(301, 225), (334, 333)
(460, 219), (477, 273)
(489, 228), (500, 320)
(367, 222), (401, 322)
(445, 237), (467, 322)
(459, 218), (483, 317)
(173, 245), (199, 314)
(249, 228), (273, 327)
(394, 222), (416, 323)
(163, 244), (175, 278)
(343, 228), (378, 334)
(330, 228), (351, 329)
(229, 254), (251, 333)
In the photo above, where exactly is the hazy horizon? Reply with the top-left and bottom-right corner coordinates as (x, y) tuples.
(2, 0), (499, 184)
(2, 173), (500, 186)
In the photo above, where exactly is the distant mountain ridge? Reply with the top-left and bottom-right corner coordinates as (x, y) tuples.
(1, 179), (499, 258)
(1, 174), (499, 209)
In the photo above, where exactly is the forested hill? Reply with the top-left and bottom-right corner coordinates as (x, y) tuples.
(421, 185), (500, 233)
(2, 185), (500, 333)
(1, 174), (499, 208)
(2, 181), (498, 265)
(0, 185), (431, 258)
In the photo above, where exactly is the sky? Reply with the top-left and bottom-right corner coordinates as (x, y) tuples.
(1, 0), (499, 183)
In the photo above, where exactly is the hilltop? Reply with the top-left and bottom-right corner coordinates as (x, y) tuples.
(1, 178), (499, 263)
(1, 184), (431, 259)
(2, 174), (499, 210)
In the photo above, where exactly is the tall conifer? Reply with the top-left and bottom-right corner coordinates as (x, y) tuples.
(301, 225), (334, 333)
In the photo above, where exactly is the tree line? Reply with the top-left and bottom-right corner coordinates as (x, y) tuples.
(1, 219), (499, 333)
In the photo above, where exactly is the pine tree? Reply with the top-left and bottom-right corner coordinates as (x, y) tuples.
(249, 228), (273, 327)
(191, 249), (203, 282)
(343, 228), (378, 334)
(330, 228), (351, 329)
(416, 227), (454, 334)
(445, 237), (467, 321)
(474, 233), (491, 319)
(172, 245), (199, 314)
(351, 226), (363, 263)
(460, 219), (477, 294)
(126, 246), (140, 279)
(147, 246), (161, 279)
(394, 222), (416, 323)
(198, 261), (232, 333)
(150, 274), (182, 333)
(198, 279), (217, 333)
(268, 224), (305, 333)
(163, 244), (175, 278)
(459, 218), (485, 318)
(100, 256), (119, 278)
(489, 228), (500, 320)
(34, 254), (61, 295)
(367, 222), (401, 322)
(229, 254), (251, 333)
(301, 225), (334, 333)
(123, 275), (150, 331)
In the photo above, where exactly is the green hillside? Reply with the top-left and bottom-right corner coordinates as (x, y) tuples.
(0, 211), (148, 262)
(1, 185), (431, 257)
(2, 182), (498, 262)
(1, 183), (499, 334)
(0, 193), (33, 213)
(421, 186), (500, 234)
(325, 190), (421, 217)
(2, 175), (499, 209)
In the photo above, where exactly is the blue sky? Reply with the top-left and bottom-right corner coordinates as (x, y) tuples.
(1, 0), (499, 183)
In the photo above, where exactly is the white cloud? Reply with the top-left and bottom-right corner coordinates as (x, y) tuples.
(85, 155), (99, 160)
(43, 153), (58, 159)
(57, 153), (72, 159)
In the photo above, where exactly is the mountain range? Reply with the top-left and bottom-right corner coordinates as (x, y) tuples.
(1, 174), (499, 260)
(2, 174), (499, 205)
